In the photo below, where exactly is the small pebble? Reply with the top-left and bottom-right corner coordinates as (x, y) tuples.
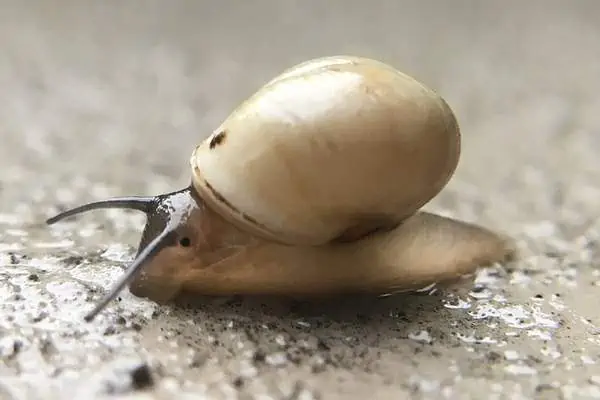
(504, 350), (520, 361)
(130, 363), (153, 390)
(232, 376), (244, 388)
(252, 349), (266, 364)
(310, 356), (326, 373)
(0, 336), (23, 358)
(408, 330), (433, 344)
(103, 325), (117, 336)
(265, 352), (288, 367)
(30, 311), (48, 323)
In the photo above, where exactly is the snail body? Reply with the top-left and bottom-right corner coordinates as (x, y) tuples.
(46, 56), (515, 321)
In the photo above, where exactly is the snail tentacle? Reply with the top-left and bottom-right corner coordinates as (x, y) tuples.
(46, 196), (155, 224)
(83, 226), (177, 321)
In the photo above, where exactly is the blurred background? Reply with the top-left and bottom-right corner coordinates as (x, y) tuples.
(1, 0), (598, 229)
(1, 1), (599, 399)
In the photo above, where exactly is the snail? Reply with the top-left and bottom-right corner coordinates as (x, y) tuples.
(46, 55), (515, 322)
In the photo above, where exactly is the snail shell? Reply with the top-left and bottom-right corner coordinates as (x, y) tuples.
(191, 56), (460, 245)
(45, 55), (515, 321)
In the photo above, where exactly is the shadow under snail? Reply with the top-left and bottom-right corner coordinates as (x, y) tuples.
(46, 55), (516, 322)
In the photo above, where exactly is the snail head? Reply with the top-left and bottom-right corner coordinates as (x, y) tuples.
(46, 185), (250, 322)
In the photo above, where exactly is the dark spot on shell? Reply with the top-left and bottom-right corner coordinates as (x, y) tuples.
(209, 130), (227, 149)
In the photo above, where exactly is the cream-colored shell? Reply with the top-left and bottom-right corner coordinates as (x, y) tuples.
(190, 56), (461, 246)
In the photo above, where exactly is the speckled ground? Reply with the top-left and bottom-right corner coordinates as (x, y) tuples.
(1, 1), (599, 399)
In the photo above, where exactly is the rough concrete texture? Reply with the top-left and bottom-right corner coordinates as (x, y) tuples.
(0, 1), (599, 399)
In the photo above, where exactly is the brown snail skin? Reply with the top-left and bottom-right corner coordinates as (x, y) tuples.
(46, 56), (516, 321)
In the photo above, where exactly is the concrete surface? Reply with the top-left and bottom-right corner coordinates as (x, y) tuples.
(0, 1), (599, 399)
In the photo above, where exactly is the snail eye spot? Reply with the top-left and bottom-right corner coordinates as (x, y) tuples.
(179, 237), (191, 247)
